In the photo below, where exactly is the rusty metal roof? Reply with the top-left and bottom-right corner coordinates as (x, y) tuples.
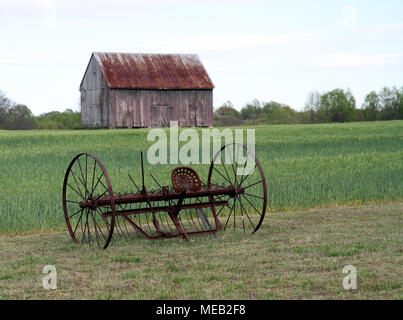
(92, 52), (214, 89)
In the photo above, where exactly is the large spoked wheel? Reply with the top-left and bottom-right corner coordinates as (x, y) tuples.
(62, 153), (115, 249)
(207, 143), (267, 233)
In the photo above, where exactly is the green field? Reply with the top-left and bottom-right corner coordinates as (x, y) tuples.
(0, 121), (402, 234)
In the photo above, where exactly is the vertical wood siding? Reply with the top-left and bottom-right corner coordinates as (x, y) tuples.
(80, 56), (109, 127)
(108, 89), (213, 128)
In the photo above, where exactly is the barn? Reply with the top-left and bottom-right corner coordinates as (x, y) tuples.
(80, 52), (214, 128)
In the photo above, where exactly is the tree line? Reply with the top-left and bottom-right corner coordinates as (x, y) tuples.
(0, 91), (82, 130)
(1, 87), (402, 130)
(214, 87), (403, 126)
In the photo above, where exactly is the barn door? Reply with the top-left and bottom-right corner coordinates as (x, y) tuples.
(151, 106), (160, 127)
(167, 106), (175, 125)
(151, 106), (172, 127)
(188, 105), (196, 127)
(160, 106), (168, 127)
(197, 104), (204, 126)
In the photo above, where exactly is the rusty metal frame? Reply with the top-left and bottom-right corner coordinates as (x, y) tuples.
(62, 143), (267, 249)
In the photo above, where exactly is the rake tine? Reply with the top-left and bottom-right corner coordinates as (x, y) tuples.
(128, 173), (140, 192)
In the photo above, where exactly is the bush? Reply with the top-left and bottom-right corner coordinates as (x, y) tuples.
(35, 109), (83, 130)
(213, 102), (244, 126)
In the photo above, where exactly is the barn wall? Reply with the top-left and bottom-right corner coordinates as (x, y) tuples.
(80, 56), (109, 127)
(108, 89), (213, 128)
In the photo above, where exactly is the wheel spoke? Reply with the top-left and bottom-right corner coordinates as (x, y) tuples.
(91, 172), (105, 197)
(65, 183), (83, 198)
(86, 210), (93, 245)
(93, 210), (107, 241)
(90, 211), (101, 248)
(224, 200), (236, 230)
(243, 180), (263, 190)
(76, 172), (92, 200)
(216, 203), (226, 217)
(238, 196), (256, 230)
(77, 158), (90, 198)
(231, 144), (239, 187)
(213, 166), (232, 185)
(241, 194), (262, 216)
(90, 159), (97, 195)
(97, 179), (110, 196)
(239, 198), (246, 232)
(226, 145), (238, 187)
(239, 164), (257, 186)
(114, 215), (125, 237)
(68, 207), (83, 220)
(94, 188), (109, 202)
(220, 151), (233, 185)
(85, 155), (88, 196)
(96, 207), (111, 230)
(233, 197), (236, 229)
(72, 209), (84, 236)
(82, 210), (89, 244)
(243, 192), (264, 200)
(66, 199), (81, 204)
(69, 169), (85, 198)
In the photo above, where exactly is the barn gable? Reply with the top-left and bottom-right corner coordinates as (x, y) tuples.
(80, 55), (109, 127)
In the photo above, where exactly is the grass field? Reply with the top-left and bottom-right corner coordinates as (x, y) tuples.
(0, 120), (402, 234)
(0, 203), (401, 299)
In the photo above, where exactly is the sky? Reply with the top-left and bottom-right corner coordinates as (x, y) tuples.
(0, 0), (402, 115)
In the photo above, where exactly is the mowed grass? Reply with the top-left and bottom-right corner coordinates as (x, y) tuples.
(0, 120), (402, 234)
(0, 203), (401, 299)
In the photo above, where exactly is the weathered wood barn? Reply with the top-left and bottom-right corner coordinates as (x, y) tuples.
(80, 52), (214, 128)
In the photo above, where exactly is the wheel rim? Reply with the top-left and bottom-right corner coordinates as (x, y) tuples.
(207, 143), (267, 233)
(62, 153), (115, 249)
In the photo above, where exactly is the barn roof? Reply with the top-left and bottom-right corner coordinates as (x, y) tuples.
(90, 52), (214, 89)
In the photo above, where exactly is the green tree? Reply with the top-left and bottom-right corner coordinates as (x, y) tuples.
(35, 109), (82, 129)
(396, 87), (403, 119)
(378, 87), (395, 120)
(362, 91), (380, 121)
(262, 101), (283, 115)
(6, 104), (37, 130)
(269, 105), (300, 124)
(0, 91), (12, 129)
(214, 101), (243, 126)
(262, 101), (300, 124)
(318, 88), (356, 122)
(304, 91), (321, 123)
(215, 105), (240, 118)
(378, 87), (403, 120)
(240, 99), (263, 124)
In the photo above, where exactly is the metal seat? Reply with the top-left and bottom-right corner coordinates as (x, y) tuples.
(171, 167), (202, 193)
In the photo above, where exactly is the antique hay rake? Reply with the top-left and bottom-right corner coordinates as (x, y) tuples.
(62, 143), (267, 249)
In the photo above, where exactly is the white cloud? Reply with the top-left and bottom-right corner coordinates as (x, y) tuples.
(0, 51), (56, 66)
(314, 53), (403, 68)
(35, 0), (57, 27)
(354, 23), (403, 43)
(359, 23), (403, 33)
(141, 32), (319, 52)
